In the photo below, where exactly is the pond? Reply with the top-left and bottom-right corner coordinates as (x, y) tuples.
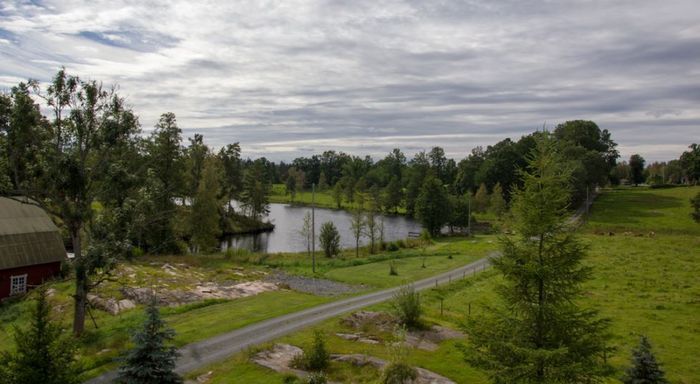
(221, 203), (422, 254)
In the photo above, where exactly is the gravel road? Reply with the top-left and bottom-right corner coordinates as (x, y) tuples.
(85, 254), (495, 383)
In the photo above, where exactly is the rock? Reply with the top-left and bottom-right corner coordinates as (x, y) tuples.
(335, 333), (380, 344)
(404, 325), (464, 351)
(118, 299), (136, 311)
(341, 311), (397, 331)
(331, 354), (455, 384)
(195, 371), (213, 383)
(46, 288), (56, 297)
(251, 344), (305, 375)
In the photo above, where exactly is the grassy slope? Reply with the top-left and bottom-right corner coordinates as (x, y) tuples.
(192, 186), (700, 383)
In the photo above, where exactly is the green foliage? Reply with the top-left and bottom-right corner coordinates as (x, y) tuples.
(0, 289), (79, 384)
(295, 331), (330, 372)
(389, 262), (398, 276)
(116, 300), (183, 384)
(218, 142), (243, 208)
(415, 174), (450, 236)
(679, 143), (700, 184)
(622, 336), (668, 384)
(489, 182), (507, 217)
(382, 362), (417, 384)
(286, 174), (297, 201)
(465, 133), (611, 383)
(691, 191), (700, 223)
(306, 372), (328, 384)
(350, 202), (365, 257)
(630, 154), (646, 186)
(190, 156), (223, 254)
(241, 159), (272, 220)
(392, 285), (422, 329)
(473, 183), (489, 212)
(319, 221), (341, 258)
(383, 176), (403, 213)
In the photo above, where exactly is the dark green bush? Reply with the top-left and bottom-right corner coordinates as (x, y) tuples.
(382, 362), (417, 384)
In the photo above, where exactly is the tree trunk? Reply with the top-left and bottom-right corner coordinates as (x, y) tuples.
(71, 229), (87, 336)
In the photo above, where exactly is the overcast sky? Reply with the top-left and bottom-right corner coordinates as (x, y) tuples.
(1, 1), (698, 162)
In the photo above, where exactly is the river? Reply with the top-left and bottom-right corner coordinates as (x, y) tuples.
(221, 203), (422, 254)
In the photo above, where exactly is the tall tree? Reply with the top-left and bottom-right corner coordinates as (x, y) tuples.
(364, 188), (381, 253)
(679, 143), (700, 184)
(146, 112), (185, 253)
(463, 134), (611, 383)
(116, 300), (183, 384)
(241, 159), (271, 220)
(218, 142), (243, 212)
(190, 157), (223, 254)
(349, 196), (366, 257)
(285, 173), (297, 202)
(383, 176), (402, 213)
(489, 182), (507, 218)
(0, 289), (79, 384)
(629, 154), (646, 186)
(415, 174), (450, 237)
(473, 183), (489, 213)
(4, 70), (141, 335)
(622, 336), (668, 384)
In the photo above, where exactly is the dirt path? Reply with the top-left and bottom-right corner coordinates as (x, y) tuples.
(84, 254), (495, 383)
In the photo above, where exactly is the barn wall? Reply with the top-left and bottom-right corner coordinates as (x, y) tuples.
(0, 262), (61, 299)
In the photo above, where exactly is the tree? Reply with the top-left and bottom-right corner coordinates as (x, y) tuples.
(285, 174), (297, 202)
(679, 143), (700, 184)
(3, 70), (141, 335)
(218, 142), (243, 213)
(0, 289), (79, 384)
(383, 176), (402, 213)
(145, 112), (185, 254)
(473, 183), (489, 213)
(364, 188), (381, 253)
(414, 174), (450, 237)
(317, 171), (329, 191)
(349, 199), (365, 257)
(241, 159), (271, 220)
(190, 157), (223, 254)
(319, 221), (340, 258)
(622, 336), (668, 384)
(630, 154), (646, 186)
(332, 182), (344, 208)
(299, 212), (313, 258)
(185, 133), (208, 197)
(463, 134), (611, 383)
(691, 192), (700, 223)
(392, 285), (422, 329)
(116, 300), (183, 384)
(448, 194), (471, 232)
(489, 182), (507, 217)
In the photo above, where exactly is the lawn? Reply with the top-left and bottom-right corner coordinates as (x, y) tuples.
(191, 186), (700, 383)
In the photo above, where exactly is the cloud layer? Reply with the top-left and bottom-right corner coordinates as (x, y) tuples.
(1, 0), (698, 161)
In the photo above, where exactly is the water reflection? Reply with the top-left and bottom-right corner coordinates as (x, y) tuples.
(221, 203), (422, 254)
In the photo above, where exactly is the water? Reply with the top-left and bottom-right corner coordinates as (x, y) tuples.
(221, 203), (422, 254)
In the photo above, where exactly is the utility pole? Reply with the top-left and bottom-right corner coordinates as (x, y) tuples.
(312, 183), (316, 274)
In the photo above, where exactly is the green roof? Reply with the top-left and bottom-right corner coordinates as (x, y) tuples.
(0, 197), (66, 270)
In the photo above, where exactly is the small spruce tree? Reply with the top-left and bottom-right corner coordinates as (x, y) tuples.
(117, 300), (183, 384)
(622, 336), (668, 384)
(319, 221), (341, 258)
(0, 288), (79, 384)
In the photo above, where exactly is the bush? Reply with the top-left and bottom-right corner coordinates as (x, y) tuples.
(306, 372), (327, 384)
(389, 262), (398, 276)
(395, 239), (406, 248)
(392, 285), (421, 329)
(386, 242), (399, 252)
(319, 222), (340, 258)
(293, 331), (330, 372)
(282, 373), (302, 384)
(382, 362), (417, 384)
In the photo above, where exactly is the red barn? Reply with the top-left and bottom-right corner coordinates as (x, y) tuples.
(0, 197), (66, 299)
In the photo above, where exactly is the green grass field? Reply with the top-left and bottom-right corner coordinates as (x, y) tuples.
(192, 186), (700, 383)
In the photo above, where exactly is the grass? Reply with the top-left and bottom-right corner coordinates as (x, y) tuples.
(191, 186), (700, 383)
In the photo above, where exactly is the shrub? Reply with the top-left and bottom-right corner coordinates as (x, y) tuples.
(293, 331), (330, 372)
(395, 239), (406, 248)
(389, 262), (398, 276)
(387, 242), (399, 252)
(382, 362), (417, 384)
(282, 373), (301, 384)
(306, 372), (328, 384)
(391, 285), (421, 329)
(319, 222), (341, 258)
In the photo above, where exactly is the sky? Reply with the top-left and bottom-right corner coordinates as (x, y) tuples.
(0, 0), (698, 162)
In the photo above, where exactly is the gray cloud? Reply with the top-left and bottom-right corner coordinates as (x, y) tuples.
(1, 0), (698, 162)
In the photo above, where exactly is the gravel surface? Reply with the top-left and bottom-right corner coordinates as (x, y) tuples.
(266, 271), (363, 296)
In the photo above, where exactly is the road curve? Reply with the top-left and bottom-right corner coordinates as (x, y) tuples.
(85, 254), (494, 383)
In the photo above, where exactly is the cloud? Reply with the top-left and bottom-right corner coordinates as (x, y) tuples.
(0, 0), (698, 162)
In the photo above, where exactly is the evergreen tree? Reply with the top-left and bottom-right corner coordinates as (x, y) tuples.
(629, 154), (646, 186)
(622, 336), (668, 384)
(463, 134), (611, 383)
(489, 182), (507, 217)
(241, 159), (271, 220)
(190, 157), (223, 254)
(473, 183), (489, 213)
(414, 174), (450, 237)
(285, 174), (297, 202)
(0, 289), (79, 384)
(332, 182), (344, 208)
(117, 300), (183, 384)
(218, 143), (243, 213)
(319, 221), (340, 258)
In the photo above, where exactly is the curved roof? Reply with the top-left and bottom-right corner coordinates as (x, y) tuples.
(0, 197), (66, 270)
